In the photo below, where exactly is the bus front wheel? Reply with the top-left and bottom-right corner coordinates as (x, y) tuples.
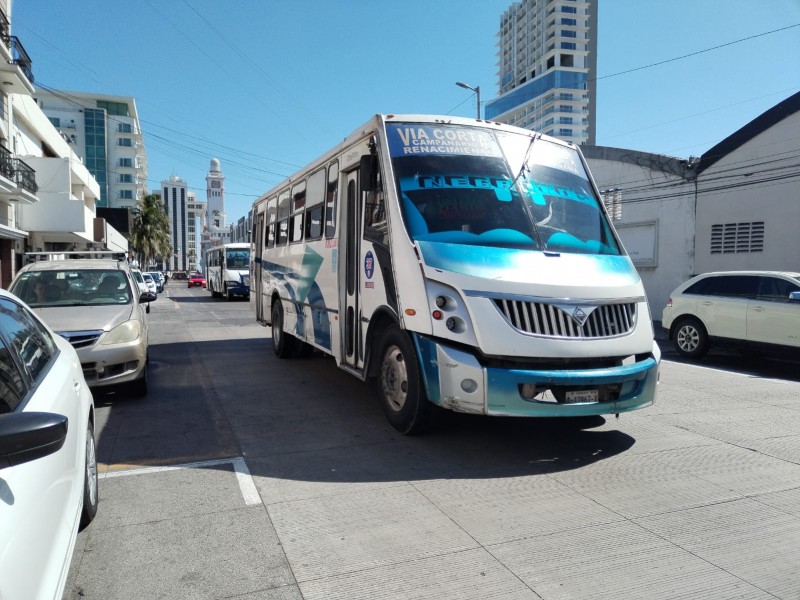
(376, 327), (433, 435)
(272, 300), (299, 359)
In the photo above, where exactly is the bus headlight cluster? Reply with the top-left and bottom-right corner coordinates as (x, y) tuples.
(431, 293), (467, 333)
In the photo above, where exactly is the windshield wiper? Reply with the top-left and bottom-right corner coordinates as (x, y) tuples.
(511, 133), (539, 186)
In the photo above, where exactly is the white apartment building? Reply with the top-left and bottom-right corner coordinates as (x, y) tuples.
(35, 89), (148, 210)
(0, 1), (126, 288)
(485, 0), (597, 145)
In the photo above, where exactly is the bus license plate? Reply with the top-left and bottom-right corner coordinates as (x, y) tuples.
(565, 390), (599, 404)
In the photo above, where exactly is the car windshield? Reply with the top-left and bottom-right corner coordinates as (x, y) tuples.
(388, 122), (620, 255)
(10, 269), (133, 307)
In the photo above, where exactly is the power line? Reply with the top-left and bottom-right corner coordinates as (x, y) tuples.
(594, 24), (800, 83)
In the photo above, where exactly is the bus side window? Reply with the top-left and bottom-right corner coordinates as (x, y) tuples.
(290, 181), (306, 243)
(266, 196), (277, 248)
(305, 168), (325, 240)
(277, 221), (289, 245)
(326, 160), (338, 239)
(277, 190), (290, 246)
(364, 189), (388, 245)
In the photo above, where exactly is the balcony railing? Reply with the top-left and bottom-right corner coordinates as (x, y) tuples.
(0, 10), (9, 45)
(0, 145), (38, 194)
(15, 159), (37, 194)
(7, 36), (33, 83)
(0, 144), (14, 180)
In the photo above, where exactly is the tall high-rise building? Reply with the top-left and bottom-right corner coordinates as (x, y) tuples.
(485, 0), (597, 145)
(162, 176), (188, 271)
(36, 89), (148, 208)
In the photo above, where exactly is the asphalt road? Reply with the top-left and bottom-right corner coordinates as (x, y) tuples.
(63, 284), (800, 599)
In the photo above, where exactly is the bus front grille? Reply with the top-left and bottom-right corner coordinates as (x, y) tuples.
(492, 299), (637, 339)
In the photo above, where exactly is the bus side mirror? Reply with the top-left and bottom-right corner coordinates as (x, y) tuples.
(360, 155), (380, 192)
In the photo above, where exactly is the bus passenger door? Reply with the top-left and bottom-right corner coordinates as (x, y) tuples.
(253, 212), (265, 323)
(341, 170), (362, 369)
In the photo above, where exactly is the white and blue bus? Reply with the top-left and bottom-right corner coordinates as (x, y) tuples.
(206, 242), (250, 300)
(250, 114), (660, 433)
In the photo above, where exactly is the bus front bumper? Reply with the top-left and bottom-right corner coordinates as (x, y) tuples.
(413, 335), (659, 417)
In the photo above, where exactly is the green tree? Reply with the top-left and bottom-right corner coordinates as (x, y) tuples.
(129, 193), (171, 269)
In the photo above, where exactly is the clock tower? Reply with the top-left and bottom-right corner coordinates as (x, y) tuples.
(206, 157), (226, 234)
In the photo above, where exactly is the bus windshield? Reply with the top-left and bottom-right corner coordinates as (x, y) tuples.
(225, 248), (250, 269)
(387, 123), (620, 255)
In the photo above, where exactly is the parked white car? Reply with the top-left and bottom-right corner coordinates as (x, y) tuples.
(143, 272), (158, 295)
(0, 288), (97, 600)
(662, 270), (800, 358)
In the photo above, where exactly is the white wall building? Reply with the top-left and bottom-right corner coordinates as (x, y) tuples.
(0, 0), (36, 287)
(35, 89), (147, 210)
(0, 2), (126, 289)
(486, 0), (597, 145)
(585, 91), (800, 320)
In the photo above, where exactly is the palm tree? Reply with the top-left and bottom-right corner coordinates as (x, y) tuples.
(129, 193), (171, 269)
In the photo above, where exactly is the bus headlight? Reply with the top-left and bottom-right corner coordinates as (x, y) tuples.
(102, 320), (141, 345)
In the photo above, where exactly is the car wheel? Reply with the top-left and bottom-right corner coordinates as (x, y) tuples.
(225, 284), (232, 301)
(79, 419), (99, 529)
(375, 327), (434, 435)
(673, 317), (710, 358)
(271, 300), (299, 358)
(130, 367), (148, 397)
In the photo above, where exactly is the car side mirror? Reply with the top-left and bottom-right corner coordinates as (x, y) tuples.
(0, 412), (68, 468)
(140, 291), (157, 303)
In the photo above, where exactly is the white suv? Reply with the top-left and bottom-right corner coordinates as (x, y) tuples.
(662, 271), (800, 358)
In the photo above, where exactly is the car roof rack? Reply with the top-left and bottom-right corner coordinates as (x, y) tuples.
(25, 251), (128, 262)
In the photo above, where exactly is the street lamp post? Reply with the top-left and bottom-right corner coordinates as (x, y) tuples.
(455, 81), (481, 120)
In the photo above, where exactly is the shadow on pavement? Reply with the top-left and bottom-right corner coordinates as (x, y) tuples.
(92, 336), (637, 484)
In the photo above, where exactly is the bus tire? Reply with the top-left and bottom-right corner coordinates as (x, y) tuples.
(272, 300), (299, 359)
(376, 327), (432, 435)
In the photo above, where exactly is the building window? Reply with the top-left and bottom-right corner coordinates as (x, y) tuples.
(119, 158), (133, 168)
(560, 54), (574, 67)
(119, 190), (134, 200)
(117, 123), (132, 133)
(118, 138), (132, 147)
(711, 222), (764, 254)
(48, 116), (60, 128)
(601, 189), (622, 221)
(119, 174), (134, 184)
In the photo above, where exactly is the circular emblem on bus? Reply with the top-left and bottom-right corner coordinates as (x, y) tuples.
(364, 251), (375, 279)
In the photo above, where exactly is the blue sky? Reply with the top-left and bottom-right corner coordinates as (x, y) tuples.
(13, 1), (800, 224)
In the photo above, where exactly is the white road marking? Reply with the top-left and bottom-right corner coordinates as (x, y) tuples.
(101, 457), (262, 506)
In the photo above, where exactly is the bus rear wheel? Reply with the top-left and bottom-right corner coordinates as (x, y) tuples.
(376, 327), (433, 435)
(272, 300), (299, 359)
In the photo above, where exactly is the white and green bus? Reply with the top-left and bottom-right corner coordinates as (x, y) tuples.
(250, 114), (660, 433)
(206, 243), (250, 300)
